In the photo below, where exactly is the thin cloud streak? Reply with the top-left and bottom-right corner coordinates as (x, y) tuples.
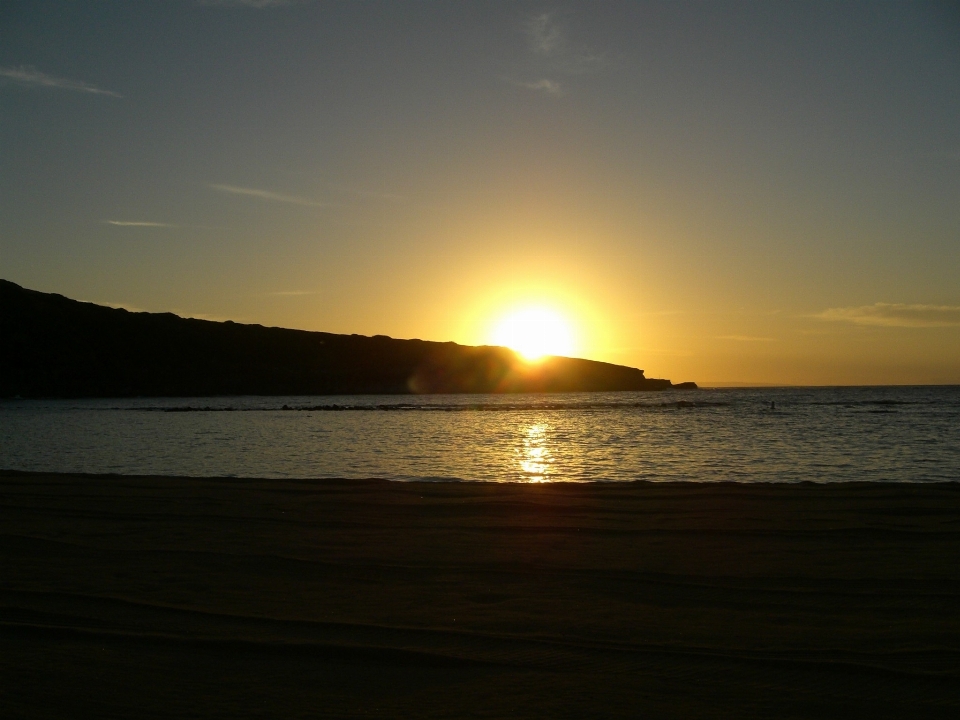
(0, 66), (121, 97)
(508, 78), (564, 97)
(209, 184), (328, 207)
(815, 303), (960, 328)
(524, 79), (563, 96)
(265, 290), (318, 296)
(105, 220), (176, 227)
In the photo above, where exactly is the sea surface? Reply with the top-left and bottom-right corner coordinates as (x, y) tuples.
(2, 386), (959, 483)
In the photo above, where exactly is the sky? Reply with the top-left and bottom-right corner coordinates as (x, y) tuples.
(2, 0), (959, 385)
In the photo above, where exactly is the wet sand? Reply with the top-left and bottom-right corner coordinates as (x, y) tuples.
(2, 470), (959, 718)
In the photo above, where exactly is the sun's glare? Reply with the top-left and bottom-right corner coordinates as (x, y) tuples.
(490, 306), (575, 361)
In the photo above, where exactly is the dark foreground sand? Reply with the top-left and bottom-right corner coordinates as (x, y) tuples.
(1, 471), (959, 719)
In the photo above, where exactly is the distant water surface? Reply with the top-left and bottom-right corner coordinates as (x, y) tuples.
(2, 387), (958, 482)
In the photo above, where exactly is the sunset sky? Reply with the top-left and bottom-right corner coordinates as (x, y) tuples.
(2, 1), (959, 385)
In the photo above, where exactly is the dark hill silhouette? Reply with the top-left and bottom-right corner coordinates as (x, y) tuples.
(0, 280), (695, 398)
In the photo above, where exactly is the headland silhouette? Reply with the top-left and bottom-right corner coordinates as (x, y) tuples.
(1, 280), (696, 398)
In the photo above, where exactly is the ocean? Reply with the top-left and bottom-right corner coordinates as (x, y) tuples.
(2, 386), (958, 483)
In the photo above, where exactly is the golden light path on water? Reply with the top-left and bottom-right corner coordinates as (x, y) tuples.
(517, 422), (554, 482)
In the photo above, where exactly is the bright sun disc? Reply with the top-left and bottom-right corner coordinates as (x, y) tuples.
(490, 307), (574, 361)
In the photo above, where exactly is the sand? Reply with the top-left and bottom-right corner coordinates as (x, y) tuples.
(2, 470), (959, 718)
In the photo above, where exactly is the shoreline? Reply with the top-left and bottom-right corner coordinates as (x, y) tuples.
(3, 470), (959, 718)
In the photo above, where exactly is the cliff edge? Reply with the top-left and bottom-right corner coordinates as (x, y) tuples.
(1, 280), (696, 397)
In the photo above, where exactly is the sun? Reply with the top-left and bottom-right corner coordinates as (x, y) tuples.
(490, 306), (575, 361)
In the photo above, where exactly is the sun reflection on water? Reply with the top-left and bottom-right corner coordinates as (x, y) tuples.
(517, 422), (553, 482)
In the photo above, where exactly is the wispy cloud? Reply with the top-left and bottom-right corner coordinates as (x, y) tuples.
(526, 13), (563, 55)
(0, 66), (121, 97)
(209, 184), (327, 207)
(104, 220), (176, 228)
(511, 12), (607, 97)
(815, 303), (960, 328)
(264, 290), (317, 296)
(508, 77), (564, 97)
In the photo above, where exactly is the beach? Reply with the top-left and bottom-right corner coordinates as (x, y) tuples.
(2, 470), (959, 718)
